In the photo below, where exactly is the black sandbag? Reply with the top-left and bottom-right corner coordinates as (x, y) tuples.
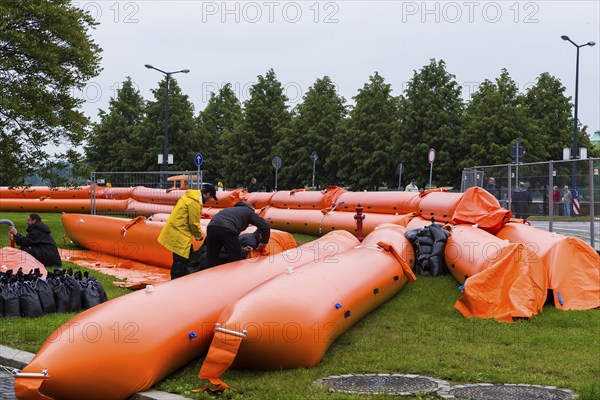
(65, 273), (82, 312)
(407, 223), (450, 277)
(50, 269), (73, 313)
(417, 234), (434, 246)
(404, 229), (419, 244)
(81, 276), (102, 309)
(427, 224), (450, 276)
(36, 279), (57, 314)
(53, 281), (72, 313)
(83, 271), (108, 304)
(19, 280), (44, 318)
(2, 282), (21, 318)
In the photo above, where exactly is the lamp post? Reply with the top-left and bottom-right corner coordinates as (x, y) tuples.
(145, 64), (190, 188)
(561, 35), (595, 188)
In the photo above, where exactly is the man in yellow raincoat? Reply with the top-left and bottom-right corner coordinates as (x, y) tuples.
(158, 183), (218, 279)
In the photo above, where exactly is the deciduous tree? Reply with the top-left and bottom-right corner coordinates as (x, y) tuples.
(0, 0), (102, 185)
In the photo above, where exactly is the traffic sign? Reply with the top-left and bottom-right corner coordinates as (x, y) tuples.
(310, 151), (318, 162)
(396, 163), (404, 175)
(272, 156), (282, 169)
(194, 153), (203, 167)
(428, 148), (436, 165)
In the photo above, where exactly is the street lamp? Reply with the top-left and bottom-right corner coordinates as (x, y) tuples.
(145, 64), (190, 188)
(561, 35), (595, 188)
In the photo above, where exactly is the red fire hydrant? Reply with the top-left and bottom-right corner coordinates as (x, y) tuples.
(354, 203), (365, 242)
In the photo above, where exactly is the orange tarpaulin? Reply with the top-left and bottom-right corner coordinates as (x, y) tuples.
(452, 186), (512, 234)
(497, 222), (600, 310)
(447, 224), (548, 322)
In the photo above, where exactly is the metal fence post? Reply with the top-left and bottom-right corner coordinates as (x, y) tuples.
(589, 158), (596, 249)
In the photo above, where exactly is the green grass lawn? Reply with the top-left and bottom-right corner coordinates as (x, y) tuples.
(1, 212), (599, 399)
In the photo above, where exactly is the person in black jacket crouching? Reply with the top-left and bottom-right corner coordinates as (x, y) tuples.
(204, 201), (270, 268)
(9, 213), (62, 267)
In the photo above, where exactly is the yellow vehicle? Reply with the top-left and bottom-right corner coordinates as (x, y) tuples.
(167, 174), (202, 190)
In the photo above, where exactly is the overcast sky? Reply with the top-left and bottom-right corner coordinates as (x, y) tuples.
(77, 0), (600, 137)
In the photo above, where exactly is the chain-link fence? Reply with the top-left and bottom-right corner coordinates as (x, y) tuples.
(462, 158), (599, 250)
(89, 171), (205, 217)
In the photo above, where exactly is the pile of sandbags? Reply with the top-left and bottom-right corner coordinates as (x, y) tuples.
(0, 268), (107, 318)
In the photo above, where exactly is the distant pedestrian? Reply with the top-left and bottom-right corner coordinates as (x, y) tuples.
(248, 177), (257, 193)
(552, 186), (561, 216)
(484, 177), (500, 200)
(512, 182), (533, 219)
(405, 178), (419, 192)
(562, 186), (573, 217)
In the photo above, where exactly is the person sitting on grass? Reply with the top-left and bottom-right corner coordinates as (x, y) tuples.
(9, 213), (62, 267)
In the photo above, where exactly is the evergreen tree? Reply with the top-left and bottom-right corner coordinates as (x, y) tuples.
(397, 59), (464, 188)
(85, 77), (146, 171)
(525, 72), (597, 159)
(221, 69), (290, 189)
(144, 78), (198, 173)
(0, 0), (102, 185)
(459, 69), (541, 170)
(330, 72), (399, 190)
(196, 84), (242, 183)
(274, 76), (347, 189)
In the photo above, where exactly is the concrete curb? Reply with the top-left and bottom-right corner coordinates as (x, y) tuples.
(0, 345), (189, 400)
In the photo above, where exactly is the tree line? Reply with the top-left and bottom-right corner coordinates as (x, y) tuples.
(85, 62), (597, 191)
(2, 2), (597, 189)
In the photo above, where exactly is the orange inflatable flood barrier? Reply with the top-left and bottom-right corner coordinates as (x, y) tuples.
(496, 222), (600, 310)
(263, 207), (409, 237)
(13, 231), (359, 400)
(445, 224), (547, 322)
(0, 198), (130, 213)
(198, 224), (416, 390)
(62, 213), (178, 269)
(62, 213), (298, 271)
(0, 185), (91, 199)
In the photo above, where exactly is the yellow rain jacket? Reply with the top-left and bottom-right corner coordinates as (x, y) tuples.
(157, 189), (203, 258)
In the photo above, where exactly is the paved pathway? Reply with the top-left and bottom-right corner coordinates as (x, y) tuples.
(0, 368), (17, 400)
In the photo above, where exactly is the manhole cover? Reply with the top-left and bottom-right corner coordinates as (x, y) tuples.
(314, 373), (449, 396)
(438, 383), (578, 400)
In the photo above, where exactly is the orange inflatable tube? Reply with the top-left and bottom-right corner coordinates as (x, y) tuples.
(240, 191), (275, 208)
(0, 186), (90, 199)
(198, 224), (415, 389)
(62, 213), (297, 270)
(130, 186), (184, 205)
(13, 231), (358, 400)
(62, 213), (177, 269)
(496, 222), (600, 310)
(125, 199), (175, 216)
(335, 191), (420, 214)
(263, 207), (409, 236)
(418, 191), (463, 223)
